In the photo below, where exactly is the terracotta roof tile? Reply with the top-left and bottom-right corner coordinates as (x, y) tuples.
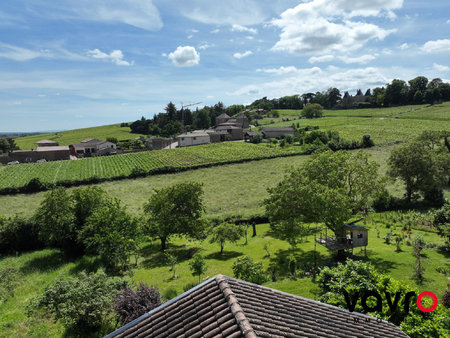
(106, 275), (408, 338)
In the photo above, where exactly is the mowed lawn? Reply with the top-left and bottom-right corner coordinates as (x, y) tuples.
(0, 222), (447, 337)
(14, 124), (145, 150)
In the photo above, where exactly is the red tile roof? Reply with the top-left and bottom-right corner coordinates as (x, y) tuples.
(106, 275), (408, 338)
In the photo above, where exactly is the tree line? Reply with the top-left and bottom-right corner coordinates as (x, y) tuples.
(127, 75), (449, 137)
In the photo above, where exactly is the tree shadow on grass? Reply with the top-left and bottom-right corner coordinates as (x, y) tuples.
(20, 251), (68, 274)
(359, 253), (398, 274)
(270, 247), (336, 277)
(205, 251), (243, 261)
(437, 246), (450, 259)
(69, 256), (103, 275)
(140, 245), (202, 269)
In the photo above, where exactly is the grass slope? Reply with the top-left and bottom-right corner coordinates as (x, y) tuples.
(14, 124), (145, 150)
(0, 222), (447, 337)
(266, 103), (450, 145)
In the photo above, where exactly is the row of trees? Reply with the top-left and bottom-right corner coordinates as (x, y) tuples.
(128, 75), (449, 138)
(128, 101), (247, 136)
(247, 76), (450, 110)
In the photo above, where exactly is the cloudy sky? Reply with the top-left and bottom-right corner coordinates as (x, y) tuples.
(0, 0), (449, 131)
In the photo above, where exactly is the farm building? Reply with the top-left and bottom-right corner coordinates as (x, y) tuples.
(35, 139), (58, 147)
(71, 139), (116, 157)
(177, 131), (211, 147)
(215, 125), (244, 141)
(4, 146), (70, 163)
(106, 274), (407, 338)
(260, 126), (296, 139)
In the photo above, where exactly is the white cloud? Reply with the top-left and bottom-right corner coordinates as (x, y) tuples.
(187, 35), (194, 39)
(433, 63), (449, 72)
(179, 0), (269, 26)
(308, 55), (334, 64)
(271, 0), (399, 54)
(232, 65), (389, 97)
(421, 39), (450, 53)
(33, 0), (163, 31)
(399, 43), (410, 50)
(0, 42), (85, 62)
(198, 43), (214, 50)
(447, 19), (450, 24)
(168, 46), (200, 66)
(338, 54), (376, 64)
(231, 24), (257, 34)
(210, 29), (220, 34)
(87, 49), (133, 66)
(0, 43), (47, 61)
(233, 50), (253, 59)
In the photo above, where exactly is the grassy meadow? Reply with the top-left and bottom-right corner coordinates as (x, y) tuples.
(1, 221), (448, 337)
(13, 124), (145, 150)
(262, 103), (450, 145)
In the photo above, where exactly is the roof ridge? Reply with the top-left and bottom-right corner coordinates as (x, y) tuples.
(215, 274), (257, 338)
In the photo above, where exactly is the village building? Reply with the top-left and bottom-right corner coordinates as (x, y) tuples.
(71, 138), (116, 157)
(260, 126), (296, 139)
(145, 137), (172, 150)
(3, 145), (70, 163)
(106, 274), (407, 338)
(177, 131), (211, 147)
(35, 139), (59, 147)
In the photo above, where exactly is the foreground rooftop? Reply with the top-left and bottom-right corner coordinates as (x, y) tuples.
(106, 275), (407, 338)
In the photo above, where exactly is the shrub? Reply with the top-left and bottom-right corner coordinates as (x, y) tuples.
(301, 103), (323, 118)
(232, 256), (268, 285)
(361, 134), (374, 148)
(0, 267), (21, 303)
(162, 288), (178, 300)
(24, 178), (46, 192)
(0, 216), (44, 254)
(443, 290), (450, 308)
(27, 271), (128, 332)
(114, 283), (161, 325)
(129, 167), (147, 178)
(250, 134), (262, 144)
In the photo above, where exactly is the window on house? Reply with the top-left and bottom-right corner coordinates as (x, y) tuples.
(193, 137), (196, 140)
(357, 234), (363, 239)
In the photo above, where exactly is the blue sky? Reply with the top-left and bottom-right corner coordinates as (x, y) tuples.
(0, 0), (449, 132)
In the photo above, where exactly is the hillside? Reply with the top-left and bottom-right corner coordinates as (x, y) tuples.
(259, 103), (450, 145)
(14, 124), (146, 150)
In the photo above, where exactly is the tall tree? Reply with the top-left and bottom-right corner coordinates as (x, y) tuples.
(265, 151), (383, 251)
(388, 132), (449, 203)
(144, 182), (205, 250)
(209, 223), (244, 254)
(34, 187), (77, 256)
(79, 198), (141, 273)
(165, 102), (177, 121)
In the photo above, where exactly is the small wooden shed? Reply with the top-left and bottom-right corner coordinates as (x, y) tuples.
(315, 221), (369, 254)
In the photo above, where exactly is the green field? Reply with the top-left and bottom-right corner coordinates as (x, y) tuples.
(265, 103), (450, 145)
(0, 142), (305, 190)
(1, 221), (447, 337)
(0, 146), (399, 219)
(14, 124), (145, 150)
